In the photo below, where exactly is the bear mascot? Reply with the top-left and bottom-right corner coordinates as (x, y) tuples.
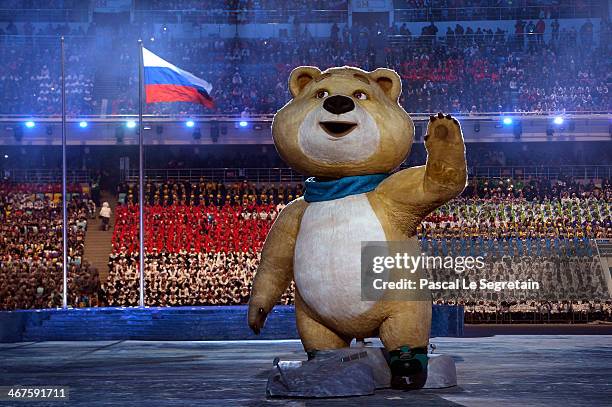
(248, 65), (467, 389)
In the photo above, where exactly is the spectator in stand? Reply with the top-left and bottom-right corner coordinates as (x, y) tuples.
(99, 202), (111, 231)
(525, 20), (536, 51)
(535, 18), (545, 45)
(551, 18), (560, 42)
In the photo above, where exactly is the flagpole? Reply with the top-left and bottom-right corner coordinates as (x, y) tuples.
(61, 36), (68, 310)
(138, 39), (145, 308)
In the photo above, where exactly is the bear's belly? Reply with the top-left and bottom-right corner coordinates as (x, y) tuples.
(294, 193), (386, 321)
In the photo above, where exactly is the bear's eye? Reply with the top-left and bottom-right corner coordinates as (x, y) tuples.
(315, 90), (329, 99)
(353, 91), (368, 100)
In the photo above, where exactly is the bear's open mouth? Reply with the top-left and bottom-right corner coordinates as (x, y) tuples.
(319, 121), (358, 138)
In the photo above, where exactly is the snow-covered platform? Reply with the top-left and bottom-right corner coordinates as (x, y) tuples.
(1, 335), (610, 406)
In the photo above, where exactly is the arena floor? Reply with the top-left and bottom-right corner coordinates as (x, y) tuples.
(1, 336), (610, 406)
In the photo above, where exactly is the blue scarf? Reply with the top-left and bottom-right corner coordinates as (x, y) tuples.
(304, 173), (389, 203)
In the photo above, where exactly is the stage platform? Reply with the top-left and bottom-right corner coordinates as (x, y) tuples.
(1, 335), (610, 406)
(0, 305), (463, 343)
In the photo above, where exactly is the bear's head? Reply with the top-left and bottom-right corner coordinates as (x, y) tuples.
(272, 66), (414, 178)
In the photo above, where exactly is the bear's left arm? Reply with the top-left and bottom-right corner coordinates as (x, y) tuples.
(375, 112), (467, 230)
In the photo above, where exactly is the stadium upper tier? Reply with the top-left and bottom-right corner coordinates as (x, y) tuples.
(0, 16), (609, 118)
(0, 0), (605, 23)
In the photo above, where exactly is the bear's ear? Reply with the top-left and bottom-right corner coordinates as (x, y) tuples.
(288, 66), (322, 97)
(369, 68), (402, 102)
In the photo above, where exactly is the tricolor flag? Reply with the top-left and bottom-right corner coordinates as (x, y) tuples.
(142, 47), (214, 108)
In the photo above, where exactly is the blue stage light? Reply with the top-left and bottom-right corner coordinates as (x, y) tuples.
(126, 120), (137, 129)
(3, 154), (8, 159)
(239, 120), (248, 128)
(24, 121), (35, 128)
(553, 116), (564, 125)
(79, 121), (88, 128)
(502, 117), (513, 125)
(186, 120), (195, 128)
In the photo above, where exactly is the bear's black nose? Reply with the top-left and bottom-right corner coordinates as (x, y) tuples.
(323, 95), (355, 115)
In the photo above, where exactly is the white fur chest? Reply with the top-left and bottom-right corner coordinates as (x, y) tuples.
(294, 193), (386, 320)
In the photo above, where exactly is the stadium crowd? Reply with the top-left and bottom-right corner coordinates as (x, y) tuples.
(132, 17), (611, 115)
(0, 174), (609, 323)
(14, 0), (596, 24)
(1, 16), (610, 115)
(430, 253), (610, 321)
(461, 298), (612, 323)
(0, 31), (97, 115)
(137, 0), (347, 11)
(111, 200), (278, 254)
(394, 0), (603, 22)
(103, 251), (294, 307)
(0, 183), (99, 310)
(97, 176), (610, 321)
(429, 251), (608, 299)
(116, 179), (300, 207)
(134, 0), (602, 22)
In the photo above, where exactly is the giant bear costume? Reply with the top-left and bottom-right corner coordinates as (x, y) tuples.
(248, 66), (467, 388)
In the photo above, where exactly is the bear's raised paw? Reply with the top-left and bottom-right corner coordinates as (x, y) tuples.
(424, 112), (462, 146)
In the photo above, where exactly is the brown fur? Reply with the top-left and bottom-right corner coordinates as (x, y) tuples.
(248, 66), (467, 353)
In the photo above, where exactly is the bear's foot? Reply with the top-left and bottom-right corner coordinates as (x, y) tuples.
(388, 346), (428, 390)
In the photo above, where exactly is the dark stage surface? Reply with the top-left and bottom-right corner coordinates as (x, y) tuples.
(1, 335), (610, 406)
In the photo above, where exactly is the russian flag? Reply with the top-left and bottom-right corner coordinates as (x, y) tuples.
(143, 47), (214, 108)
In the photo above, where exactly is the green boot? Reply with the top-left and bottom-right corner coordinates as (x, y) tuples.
(388, 346), (428, 390)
